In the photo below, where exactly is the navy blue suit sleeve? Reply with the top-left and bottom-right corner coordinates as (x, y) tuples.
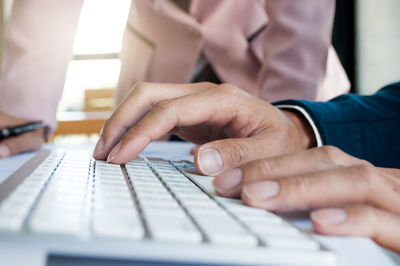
(273, 82), (400, 168)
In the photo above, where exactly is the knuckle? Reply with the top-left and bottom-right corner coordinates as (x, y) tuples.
(366, 207), (378, 224)
(223, 141), (249, 166)
(246, 159), (273, 182)
(319, 145), (370, 167)
(286, 177), (314, 207)
(363, 207), (379, 237)
(154, 99), (175, 112)
(352, 165), (380, 199)
(152, 99), (178, 126)
(100, 120), (115, 137)
(320, 145), (344, 163)
(123, 127), (140, 141)
(133, 82), (150, 99)
(354, 164), (377, 181)
(216, 83), (241, 96)
(288, 177), (320, 209)
(101, 120), (127, 142)
(291, 177), (309, 196)
(133, 82), (147, 93)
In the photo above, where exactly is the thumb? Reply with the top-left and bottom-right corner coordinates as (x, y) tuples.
(194, 136), (270, 176)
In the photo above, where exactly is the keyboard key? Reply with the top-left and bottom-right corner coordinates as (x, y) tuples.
(263, 235), (319, 250)
(0, 150), (327, 262)
(29, 211), (83, 235)
(145, 214), (202, 243)
(0, 211), (26, 231)
(92, 211), (144, 239)
(194, 214), (257, 246)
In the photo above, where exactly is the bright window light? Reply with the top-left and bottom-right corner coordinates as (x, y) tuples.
(73, 0), (131, 54)
(58, 0), (130, 113)
(59, 59), (121, 112)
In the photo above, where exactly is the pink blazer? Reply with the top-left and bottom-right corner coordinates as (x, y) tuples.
(0, 0), (349, 134)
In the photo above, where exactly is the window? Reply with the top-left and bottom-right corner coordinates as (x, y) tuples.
(57, 0), (131, 113)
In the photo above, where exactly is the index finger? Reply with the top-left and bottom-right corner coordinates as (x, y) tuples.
(106, 86), (256, 164)
(213, 146), (367, 197)
(93, 82), (216, 160)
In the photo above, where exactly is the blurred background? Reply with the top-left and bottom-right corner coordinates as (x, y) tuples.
(0, 0), (399, 143)
(333, 0), (400, 95)
(0, 0), (131, 144)
(0, 0), (130, 113)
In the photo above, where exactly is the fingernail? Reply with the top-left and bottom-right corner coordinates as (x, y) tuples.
(93, 136), (104, 157)
(0, 145), (10, 158)
(197, 148), (223, 175)
(243, 181), (280, 201)
(311, 208), (347, 225)
(107, 142), (121, 163)
(213, 168), (242, 192)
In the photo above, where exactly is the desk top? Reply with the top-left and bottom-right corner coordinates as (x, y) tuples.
(0, 142), (398, 266)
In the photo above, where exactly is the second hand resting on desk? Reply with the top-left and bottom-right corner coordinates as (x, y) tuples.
(0, 122), (45, 141)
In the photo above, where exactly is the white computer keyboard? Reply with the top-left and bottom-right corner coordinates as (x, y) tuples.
(0, 150), (334, 265)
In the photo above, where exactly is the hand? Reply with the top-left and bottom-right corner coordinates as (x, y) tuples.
(0, 112), (44, 158)
(93, 82), (316, 175)
(212, 146), (400, 253)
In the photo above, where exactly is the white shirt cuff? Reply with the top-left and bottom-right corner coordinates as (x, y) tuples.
(276, 104), (323, 147)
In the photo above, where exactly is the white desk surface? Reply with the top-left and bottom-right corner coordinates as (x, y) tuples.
(0, 141), (399, 266)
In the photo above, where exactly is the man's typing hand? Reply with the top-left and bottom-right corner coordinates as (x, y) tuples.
(93, 82), (316, 173)
(213, 146), (400, 253)
(0, 112), (44, 158)
(93, 81), (400, 253)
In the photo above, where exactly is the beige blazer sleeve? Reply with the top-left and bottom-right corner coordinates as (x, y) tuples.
(0, 0), (84, 135)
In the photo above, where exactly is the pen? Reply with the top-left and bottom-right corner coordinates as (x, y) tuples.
(0, 121), (45, 141)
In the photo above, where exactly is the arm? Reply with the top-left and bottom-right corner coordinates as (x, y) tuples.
(258, 0), (348, 101)
(0, 0), (84, 136)
(274, 82), (400, 168)
(95, 80), (400, 252)
(93, 80), (400, 253)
